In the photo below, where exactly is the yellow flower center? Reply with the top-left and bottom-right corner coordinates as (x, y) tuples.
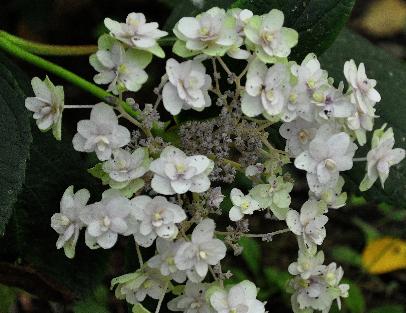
(325, 158), (337, 171)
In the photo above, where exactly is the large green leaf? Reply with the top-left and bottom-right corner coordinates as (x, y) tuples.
(232, 0), (356, 61)
(320, 29), (406, 207)
(0, 53), (32, 235)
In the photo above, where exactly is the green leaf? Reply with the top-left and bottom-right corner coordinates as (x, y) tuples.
(239, 237), (261, 275)
(0, 283), (17, 312)
(264, 266), (290, 291)
(370, 305), (405, 313)
(0, 53), (32, 235)
(233, 0), (356, 61)
(352, 217), (380, 243)
(331, 245), (362, 267)
(88, 163), (110, 185)
(344, 282), (366, 313)
(133, 303), (152, 313)
(320, 29), (406, 207)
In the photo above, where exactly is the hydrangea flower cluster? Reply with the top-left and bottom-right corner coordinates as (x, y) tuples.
(26, 6), (405, 313)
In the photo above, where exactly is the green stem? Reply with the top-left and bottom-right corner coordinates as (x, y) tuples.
(0, 30), (97, 56)
(0, 36), (138, 119)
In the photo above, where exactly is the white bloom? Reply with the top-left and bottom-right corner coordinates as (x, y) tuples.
(150, 146), (213, 195)
(80, 189), (131, 249)
(72, 103), (131, 161)
(173, 7), (238, 57)
(344, 59), (381, 115)
(104, 13), (167, 57)
(241, 58), (290, 117)
(312, 83), (355, 121)
(225, 8), (253, 59)
(112, 267), (167, 304)
(175, 219), (226, 282)
(245, 163), (264, 177)
(102, 147), (149, 184)
(323, 263), (350, 311)
(229, 188), (260, 221)
(286, 199), (328, 248)
(310, 176), (347, 209)
(347, 110), (375, 146)
(244, 9), (298, 63)
(292, 54), (328, 93)
(168, 281), (214, 313)
(51, 186), (89, 258)
(147, 238), (187, 283)
(130, 195), (187, 247)
(294, 124), (357, 193)
(209, 280), (265, 313)
(25, 76), (64, 140)
(360, 125), (405, 191)
(90, 37), (150, 95)
(163, 59), (212, 115)
(279, 119), (318, 158)
(288, 250), (325, 280)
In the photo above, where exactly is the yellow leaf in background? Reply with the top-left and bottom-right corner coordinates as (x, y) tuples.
(362, 237), (406, 274)
(356, 0), (406, 37)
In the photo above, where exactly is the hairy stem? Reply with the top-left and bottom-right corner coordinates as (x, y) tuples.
(0, 30), (97, 56)
(135, 244), (144, 267)
(155, 281), (169, 313)
(216, 228), (290, 238)
(0, 36), (138, 119)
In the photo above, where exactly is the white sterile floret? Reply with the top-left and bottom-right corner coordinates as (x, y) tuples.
(168, 280), (214, 313)
(292, 54), (329, 93)
(25, 76), (64, 140)
(225, 8), (252, 59)
(288, 250), (326, 280)
(312, 83), (355, 121)
(241, 58), (290, 117)
(175, 219), (226, 282)
(286, 199), (328, 249)
(163, 59), (212, 115)
(80, 189), (131, 249)
(130, 195), (187, 247)
(112, 267), (168, 305)
(344, 59), (381, 115)
(322, 263), (350, 311)
(209, 280), (266, 313)
(360, 125), (405, 191)
(279, 119), (318, 158)
(51, 186), (89, 258)
(229, 188), (260, 222)
(310, 176), (347, 209)
(90, 35), (151, 95)
(104, 12), (167, 57)
(294, 123), (357, 193)
(173, 7), (238, 57)
(147, 238), (187, 283)
(244, 9), (298, 63)
(150, 146), (214, 195)
(72, 103), (131, 161)
(102, 147), (149, 185)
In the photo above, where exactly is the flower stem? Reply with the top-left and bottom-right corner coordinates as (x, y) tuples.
(0, 36), (138, 119)
(64, 105), (94, 109)
(215, 228), (290, 238)
(155, 281), (169, 313)
(0, 30), (97, 56)
(353, 157), (367, 162)
(135, 243), (144, 267)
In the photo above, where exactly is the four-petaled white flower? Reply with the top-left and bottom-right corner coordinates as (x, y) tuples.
(360, 125), (405, 191)
(344, 59), (381, 115)
(147, 238), (187, 283)
(104, 12), (167, 57)
(173, 7), (238, 57)
(286, 199), (328, 249)
(102, 147), (149, 185)
(244, 9), (298, 63)
(90, 36), (151, 95)
(279, 119), (318, 158)
(51, 186), (89, 258)
(168, 281), (214, 313)
(112, 267), (168, 305)
(72, 103), (131, 161)
(209, 280), (266, 313)
(288, 250), (325, 280)
(130, 195), (187, 247)
(25, 76), (64, 140)
(163, 59), (212, 115)
(80, 189), (131, 249)
(241, 59), (290, 117)
(294, 124), (357, 193)
(175, 219), (226, 282)
(150, 146), (213, 195)
(229, 188), (260, 222)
